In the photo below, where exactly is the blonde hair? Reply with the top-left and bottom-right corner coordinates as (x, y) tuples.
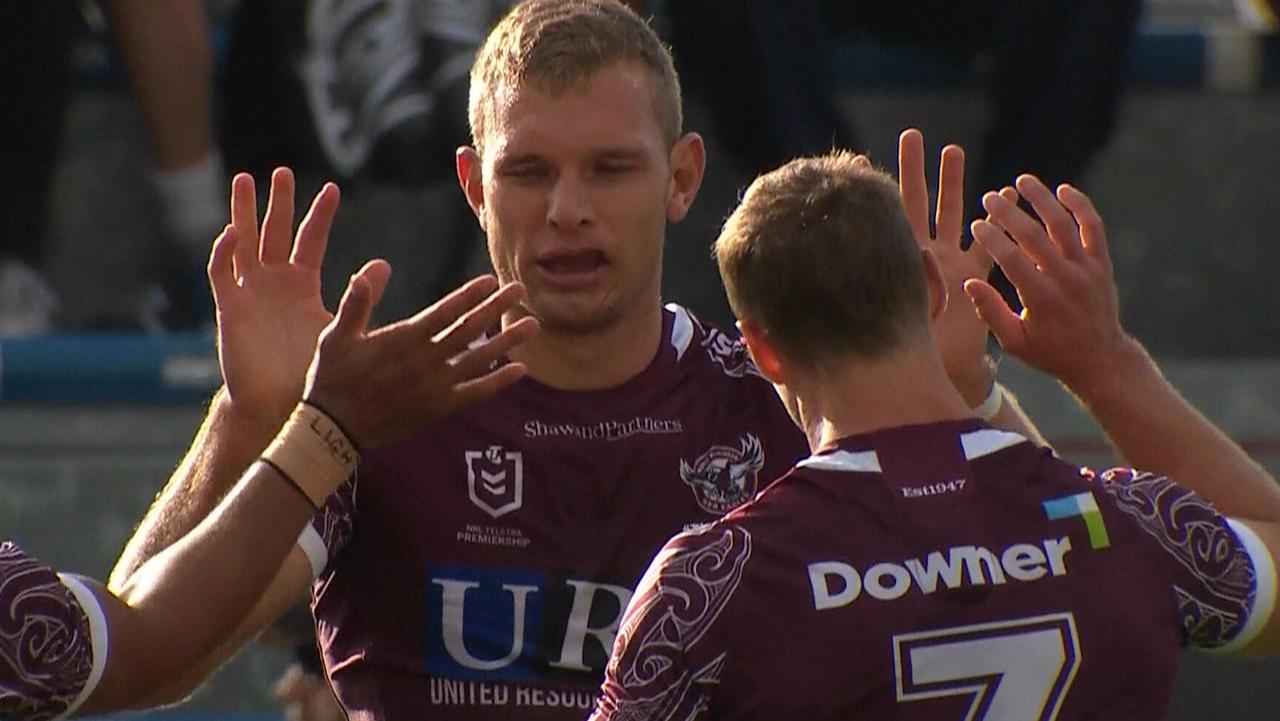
(468, 0), (682, 154)
(714, 151), (929, 364)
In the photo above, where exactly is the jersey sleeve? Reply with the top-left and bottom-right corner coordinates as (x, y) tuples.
(296, 471), (359, 580)
(0, 542), (106, 721)
(1094, 468), (1277, 652)
(590, 525), (751, 721)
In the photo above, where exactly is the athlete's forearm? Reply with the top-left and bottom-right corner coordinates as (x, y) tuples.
(89, 402), (359, 712)
(109, 388), (281, 591)
(1070, 337), (1280, 523)
(87, 462), (315, 712)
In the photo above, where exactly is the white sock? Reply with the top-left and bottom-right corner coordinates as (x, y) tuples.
(154, 150), (226, 255)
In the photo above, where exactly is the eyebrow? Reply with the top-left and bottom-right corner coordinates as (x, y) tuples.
(495, 143), (651, 166)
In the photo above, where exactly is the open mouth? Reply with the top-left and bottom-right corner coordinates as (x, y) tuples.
(535, 250), (609, 287)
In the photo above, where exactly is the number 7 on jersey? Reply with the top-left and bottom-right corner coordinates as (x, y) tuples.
(893, 613), (1081, 721)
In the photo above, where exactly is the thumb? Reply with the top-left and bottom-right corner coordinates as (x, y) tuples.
(331, 271), (375, 339)
(964, 279), (1024, 352)
(356, 259), (393, 309)
(207, 225), (236, 307)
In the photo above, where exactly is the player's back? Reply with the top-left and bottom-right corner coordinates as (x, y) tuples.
(601, 419), (1268, 721)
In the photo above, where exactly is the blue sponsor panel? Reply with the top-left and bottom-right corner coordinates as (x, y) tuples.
(427, 565), (548, 681)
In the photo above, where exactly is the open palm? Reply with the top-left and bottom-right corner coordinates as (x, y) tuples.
(208, 169), (389, 430)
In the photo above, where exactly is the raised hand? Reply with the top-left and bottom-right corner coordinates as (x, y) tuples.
(302, 271), (540, 450)
(207, 168), (374, 431)
(897, 128), (994, 405)
(966, 175), (1130, 395)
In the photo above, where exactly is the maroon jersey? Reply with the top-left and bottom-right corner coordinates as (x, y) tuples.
(300, 305), (810, 720)
(0, 542), (106, 721)
(593, 420), (1276, 721)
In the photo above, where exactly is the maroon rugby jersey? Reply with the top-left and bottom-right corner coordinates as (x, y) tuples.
(301, 304), (810, 720)
(593, 419), (1276, 721)
(0, 542), (105, 721)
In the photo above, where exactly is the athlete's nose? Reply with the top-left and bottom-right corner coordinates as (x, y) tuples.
(546, 172), (594, 229)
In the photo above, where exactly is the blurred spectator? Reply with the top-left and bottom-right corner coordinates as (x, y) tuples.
(0, 2), (78, 336)
(665, 0), (1143, 307)
(106, 0), (225, 331)
(1234, 0), (1279, 30)
(217, 0), (506, 304)
(262, 604), (345, 721)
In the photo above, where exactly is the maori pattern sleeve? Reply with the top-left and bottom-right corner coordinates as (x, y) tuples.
(1094, 469), (1276, 651)
(0, 542), (96, 721)
(591, 525), (752, 721)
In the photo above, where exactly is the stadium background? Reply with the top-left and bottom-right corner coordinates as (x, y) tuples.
(1, 0), (1279, 718)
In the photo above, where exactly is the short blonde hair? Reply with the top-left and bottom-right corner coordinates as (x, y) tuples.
(468, 0), (683, 154)
(714, 151), (929, 365)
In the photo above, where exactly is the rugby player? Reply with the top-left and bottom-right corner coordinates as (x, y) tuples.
(592, 155), (1280, 720)
(104, 2), (1035, 718)
(0, 259), (534, 720)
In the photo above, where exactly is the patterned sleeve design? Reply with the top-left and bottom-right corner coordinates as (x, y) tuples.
(1093, 468), (1270, 650)
(591, 525), (752, 721)
(298, 473), (359, 580)
(0, 542), (94, 721)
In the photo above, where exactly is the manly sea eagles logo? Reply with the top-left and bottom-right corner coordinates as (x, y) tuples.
(702, 329), (763, 379)
(465, 445), (524, 518)
(680, 435), (765, 515)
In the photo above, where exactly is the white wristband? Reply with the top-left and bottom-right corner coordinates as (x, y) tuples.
(972, 382), (1005, 421)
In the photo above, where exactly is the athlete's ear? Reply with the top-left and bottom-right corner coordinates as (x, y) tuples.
(920, 247), (948, 323)
(456, 146), (487, 231)
(737, 319), (786, 385)
(666, 132), (706, 223)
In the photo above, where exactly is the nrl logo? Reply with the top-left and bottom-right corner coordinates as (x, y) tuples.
(464, 445), (524, 518)
(680, 435), (765, 515)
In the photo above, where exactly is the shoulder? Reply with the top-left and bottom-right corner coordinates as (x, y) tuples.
(1085, 468), (1271, 650)
(622, 520), (754, 653)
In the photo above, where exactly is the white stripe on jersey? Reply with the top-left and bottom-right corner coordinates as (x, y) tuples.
(798, 450), (882, 473)
(666, 303), (695, 361)
(55, 574), (109, 720)
(297, 525), (329, 580)
(960, 429), (1030, 460)
(1206, 518), (1278, 654)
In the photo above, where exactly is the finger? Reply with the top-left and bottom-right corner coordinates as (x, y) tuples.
(970, 219), (1051, 306)
(230, 173), (260, 277)
(1015, 174), (1082, 260)
(434, 282), (528, 355)
(292, 182), (341, 269)
(207, 225), (236, 307)
(410, 275), (503, 339)
(330, 271), (374, 340)
(980, 186), (1019, 229)
(963, 279), (1026, 353)
(852, 154), (872, 169)
(1057, 184), (1111, 263)
(897, 128), (931, 243)
(355, 259), (393, 310)
(451, 362), (529, 407)
(260, 167), (297, 264)
(448, 316), (540, 381)
(981, 191), (1062, 271)
(935, 144), (966, 245)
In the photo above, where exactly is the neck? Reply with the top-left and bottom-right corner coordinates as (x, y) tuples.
(791, 337), (975, 450)
(506, 302), (665, 390)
